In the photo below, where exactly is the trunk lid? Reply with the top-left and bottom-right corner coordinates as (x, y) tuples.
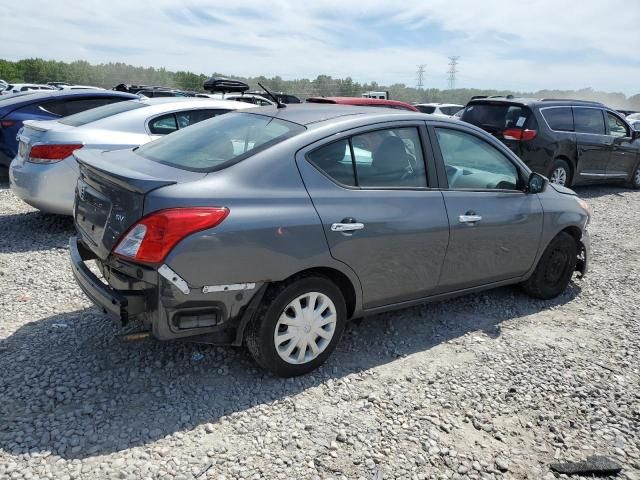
(14, 120), (81, 167)
(74, 148), (204, 259)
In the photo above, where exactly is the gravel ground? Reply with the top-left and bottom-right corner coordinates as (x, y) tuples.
(0, 175), (638, 480)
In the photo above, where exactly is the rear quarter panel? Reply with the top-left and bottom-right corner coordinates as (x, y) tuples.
(147, 139), (363, 305)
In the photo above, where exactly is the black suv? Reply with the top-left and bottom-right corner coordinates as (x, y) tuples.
(461, 97), (640, 188)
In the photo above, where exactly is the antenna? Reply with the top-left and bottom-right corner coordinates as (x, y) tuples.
(416, 64), (426, 89)
(447, 56), (460, 90)
(258, 82), (286, 109)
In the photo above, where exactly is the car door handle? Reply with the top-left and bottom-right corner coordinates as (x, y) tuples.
(459, 214), (482, 223)
(331, 222), (365, 232)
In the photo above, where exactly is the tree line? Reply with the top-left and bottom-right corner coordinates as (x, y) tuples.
(1, 58), (638, 109)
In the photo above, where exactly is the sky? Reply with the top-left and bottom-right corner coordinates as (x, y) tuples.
(1, 0), (639, 94)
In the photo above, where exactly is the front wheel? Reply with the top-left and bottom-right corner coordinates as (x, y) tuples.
(245, 276), (346, 377)
(522, 232), (577, 300)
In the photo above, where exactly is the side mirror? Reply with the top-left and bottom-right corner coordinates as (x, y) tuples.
(527, 172), (548, 194)
(632, 130), (640, 141)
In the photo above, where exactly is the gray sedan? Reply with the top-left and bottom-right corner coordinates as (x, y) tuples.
(69, 105), (590, 376)
(9, 98), (255, 215)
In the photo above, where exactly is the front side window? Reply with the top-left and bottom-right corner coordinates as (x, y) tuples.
(307, 127), (427, 188)
(606, 112), (629, 137)
(435, 128), (519, 190)
(573, 107), (605, 135)
(137, 112), (305, 172)
(541, 107), (574, 131)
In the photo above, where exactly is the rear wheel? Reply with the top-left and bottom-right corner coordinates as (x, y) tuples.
(245, 276), (346, 377)
(548, 159), (572, 187)
(628, 164), (640, 189)
(522, 232), (577, 299)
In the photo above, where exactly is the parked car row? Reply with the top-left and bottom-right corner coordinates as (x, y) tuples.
(37, 100), (587, 377)
(1, 87), (620, 377)
(0, 82), (105, 95)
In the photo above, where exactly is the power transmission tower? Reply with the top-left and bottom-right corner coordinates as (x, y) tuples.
(447, 56), (460, 90)
(416, 64), (426, 89)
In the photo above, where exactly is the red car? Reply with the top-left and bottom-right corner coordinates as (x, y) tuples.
(306, 96), (419, 112)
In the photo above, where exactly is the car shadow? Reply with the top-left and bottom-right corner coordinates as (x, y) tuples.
(0, 211), (74, 254)
(0, 282), (581, 460)
(572, 184), (635, 199)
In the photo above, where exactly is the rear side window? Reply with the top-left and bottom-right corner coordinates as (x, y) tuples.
(307, 127), (427, 188)
(149, 113), (179, 134)
(463, 103), (532, 134)
(176, 109), (226, 128)
(137, 112), (305, 172)
(59, 100), (147, 126)
(307, 139), (356, 186)
(541, 107), (574, 131)
(573, 107), (605, 135)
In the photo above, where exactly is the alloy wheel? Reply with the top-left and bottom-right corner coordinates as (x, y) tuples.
(550, 167), (567, 186)
(273, 292), (337, 365)
(634, 168), (640, 187)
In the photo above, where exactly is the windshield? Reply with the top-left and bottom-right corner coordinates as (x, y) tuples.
(136, 112), (306, 172)
(58, 100), (148, 126)
(462, 102), (533, 134)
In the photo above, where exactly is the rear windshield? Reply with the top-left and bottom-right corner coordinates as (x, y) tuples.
(136, 112), (305, 172)
(439, 106), (462, 116)
(462, 102), (533, 134)
(59, 100), (148, 126)
(415, 105), (436, 114)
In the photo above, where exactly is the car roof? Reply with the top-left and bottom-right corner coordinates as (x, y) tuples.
(243, 103), (434, 127)
(0, 89), (138, 110)
(467, 97), (606, 108)
(306, 96), (418, 111)
(129, 97), (256, 113)
(415, 102), (463, 107)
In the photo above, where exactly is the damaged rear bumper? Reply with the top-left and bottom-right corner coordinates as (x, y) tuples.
(69, 236), (263, 344)
(70, 236), (147, 323)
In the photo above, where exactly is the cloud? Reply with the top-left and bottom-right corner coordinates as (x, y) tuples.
(0, 0), (638, 94)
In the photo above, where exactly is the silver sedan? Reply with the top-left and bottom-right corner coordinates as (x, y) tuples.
(9, 98), (255, 215)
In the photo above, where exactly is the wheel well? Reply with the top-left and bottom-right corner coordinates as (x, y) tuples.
(284, 267), (357, 319)
(554, 155), (575, 178)
(560, 226), (582, 249)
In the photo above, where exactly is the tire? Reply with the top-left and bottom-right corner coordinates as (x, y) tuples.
(245, 275), (347, 377)
(522, 232), (577, 300)
(628, 164), (640, 190)
(548, 159), (572, 187)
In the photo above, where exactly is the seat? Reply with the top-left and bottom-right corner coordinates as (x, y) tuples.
(362, 136), (415, 186)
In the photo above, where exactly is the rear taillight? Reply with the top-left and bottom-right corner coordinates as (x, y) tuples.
(113, 207), (229, 264)
(0, 120), (16, 128)
(502, 128), (537, 141)
(28, 144), (84, 164)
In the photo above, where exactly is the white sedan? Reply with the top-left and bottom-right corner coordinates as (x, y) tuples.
(9, 97), (256, 215)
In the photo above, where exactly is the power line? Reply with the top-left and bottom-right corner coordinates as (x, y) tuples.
(416, 64), (426, 89)
(447, 56), (460, 90)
